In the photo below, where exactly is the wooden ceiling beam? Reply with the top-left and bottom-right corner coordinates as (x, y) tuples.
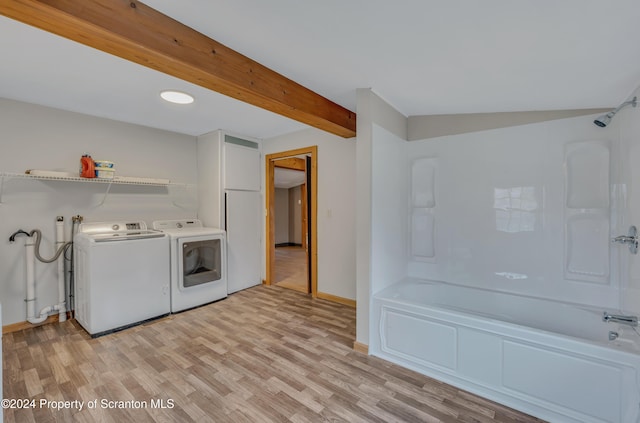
(274, 157), (306, 171)
(0, 0), (356, 138)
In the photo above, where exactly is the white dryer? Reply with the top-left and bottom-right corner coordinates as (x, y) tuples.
(152, 219), (227, 312)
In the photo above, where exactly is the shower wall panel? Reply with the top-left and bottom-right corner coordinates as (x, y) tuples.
(617, 84), (640, 315)
(563, 140), (611, 285)
(406, 117), (620, 308)
(410, 158), (437, 262)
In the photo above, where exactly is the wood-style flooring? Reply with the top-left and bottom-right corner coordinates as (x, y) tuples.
(274, 246), (309, 293)
(2, 285), (545, 423)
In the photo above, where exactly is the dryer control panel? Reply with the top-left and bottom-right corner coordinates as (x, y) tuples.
(153, 220), (204, 231)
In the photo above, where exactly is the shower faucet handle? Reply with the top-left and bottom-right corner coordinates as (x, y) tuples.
(612, 225), (638, 254)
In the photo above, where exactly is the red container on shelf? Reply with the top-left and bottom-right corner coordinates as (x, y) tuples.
(80, 154), (96, 178)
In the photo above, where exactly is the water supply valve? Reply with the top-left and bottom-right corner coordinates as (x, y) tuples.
(612, 225), (638, 254)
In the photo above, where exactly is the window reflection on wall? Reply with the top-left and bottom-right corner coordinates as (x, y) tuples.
(494, 187), (538, 233)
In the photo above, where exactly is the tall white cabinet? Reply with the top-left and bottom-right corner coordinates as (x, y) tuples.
(197, 131), (262, 294)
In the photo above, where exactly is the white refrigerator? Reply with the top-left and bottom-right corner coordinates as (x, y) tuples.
(225, 190), (262, 293)
(197, 131), (263, 295)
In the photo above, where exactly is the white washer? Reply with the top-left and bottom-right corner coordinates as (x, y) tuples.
(74, 221), (170, 337)
(152, 219), (227, 312)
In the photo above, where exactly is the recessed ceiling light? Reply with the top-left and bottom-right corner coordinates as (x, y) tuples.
(160, 90), (194, 104)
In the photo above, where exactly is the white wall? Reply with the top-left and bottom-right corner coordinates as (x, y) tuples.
(0, 98), (197, 325)
(263, 127), (357, 300)
(289, 187), (302, 245)
(274, 187), (303, 245)
(370, 124), (408, 294)
(274, 188), (290, 244)
(407, 109), (609, 140)
(356, 89), (408, 347)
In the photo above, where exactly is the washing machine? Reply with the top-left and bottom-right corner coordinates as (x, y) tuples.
(152, 219), (227, 312)
(74, 221), (170, 337)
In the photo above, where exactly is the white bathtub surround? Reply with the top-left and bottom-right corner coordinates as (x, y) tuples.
(372, 279), (640, 423)
(363, 93), (640, 422)
(404, 115), (624, 308)
(409, 157), (437, 262)
(618, 85), (640, 315)
(564, 140), (612, 284)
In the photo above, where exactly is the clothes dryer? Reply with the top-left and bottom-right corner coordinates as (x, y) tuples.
(152, 220), (227, 312)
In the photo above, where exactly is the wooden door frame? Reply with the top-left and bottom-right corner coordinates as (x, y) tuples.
(265, 146), (318, 296)
(300, 183), (307, 250)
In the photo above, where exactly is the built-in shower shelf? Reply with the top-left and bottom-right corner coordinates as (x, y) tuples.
(0, 171), (193, 206)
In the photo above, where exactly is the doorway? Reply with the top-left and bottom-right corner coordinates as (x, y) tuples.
(265, 146), (317, 297)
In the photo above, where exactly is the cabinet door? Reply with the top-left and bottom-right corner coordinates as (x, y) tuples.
(224, 142), (260, 191)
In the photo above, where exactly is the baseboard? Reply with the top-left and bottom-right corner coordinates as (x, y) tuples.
(353, 341), (369, 355)
(275, 242), (303, 248)
(2, 311), (73, 334)
(316, 291), (356, 308)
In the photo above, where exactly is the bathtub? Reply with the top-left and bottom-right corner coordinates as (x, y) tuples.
(371, 278), (640, 423)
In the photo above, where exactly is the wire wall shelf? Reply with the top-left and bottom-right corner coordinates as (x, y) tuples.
(0, 171), (194, 206)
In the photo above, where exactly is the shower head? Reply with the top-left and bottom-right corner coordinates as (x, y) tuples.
(594, 96), (637, 128)
(594, 113), (613, 128)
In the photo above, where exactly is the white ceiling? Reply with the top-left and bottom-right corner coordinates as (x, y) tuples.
(2, 0), (640, 139)
(274, 168), (306, 189)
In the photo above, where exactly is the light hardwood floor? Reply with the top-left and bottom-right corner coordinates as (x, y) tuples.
(274, 246), (309, 293)
(2, 285), (545, 422)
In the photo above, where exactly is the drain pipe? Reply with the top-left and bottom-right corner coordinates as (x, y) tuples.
(23, 234), (46, 323)
(23, 233), (49, 324)
(55, 216), (67, 322)
(9, 220), (71, 325)
(8, 230), (42, 324)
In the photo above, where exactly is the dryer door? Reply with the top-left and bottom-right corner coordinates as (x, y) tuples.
(179, 237), (222, 289)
